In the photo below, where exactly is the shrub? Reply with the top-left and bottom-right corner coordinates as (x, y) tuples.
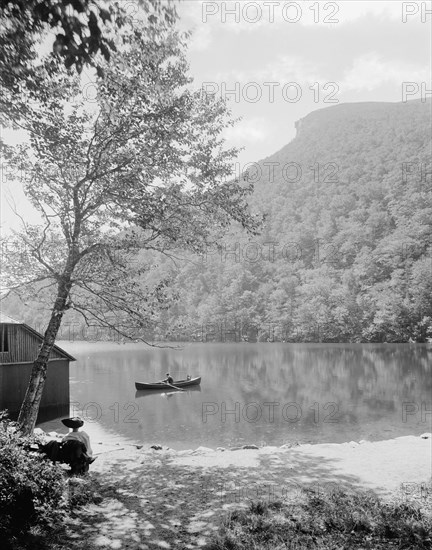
(0, 412), (66, 545)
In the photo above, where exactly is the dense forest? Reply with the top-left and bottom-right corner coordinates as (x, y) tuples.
(4, 99), (432, 343)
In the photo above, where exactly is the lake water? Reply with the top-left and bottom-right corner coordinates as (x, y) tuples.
(38, 342), (432, 450)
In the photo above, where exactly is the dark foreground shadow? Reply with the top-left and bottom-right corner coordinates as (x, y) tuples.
(60, 448), (387, 550)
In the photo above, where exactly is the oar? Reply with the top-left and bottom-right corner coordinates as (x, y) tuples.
(157, 379), (186, 391)
(164, 381), (185, 391)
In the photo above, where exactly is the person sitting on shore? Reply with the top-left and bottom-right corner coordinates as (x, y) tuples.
(61, 417), (94, 461)
(163, 373), (174, 385)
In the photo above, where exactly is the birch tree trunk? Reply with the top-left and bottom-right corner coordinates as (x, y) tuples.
(18, 276), (72, 435)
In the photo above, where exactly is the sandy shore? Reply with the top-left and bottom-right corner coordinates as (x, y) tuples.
(54, 421), (429, 495)
(87, 433), (431, 495)
(40, 427), (431, 549)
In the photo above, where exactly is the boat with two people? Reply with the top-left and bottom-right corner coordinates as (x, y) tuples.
(135, 376), (201, 391)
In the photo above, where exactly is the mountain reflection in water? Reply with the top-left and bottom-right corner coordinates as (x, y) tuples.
(38, 342), (432, 450)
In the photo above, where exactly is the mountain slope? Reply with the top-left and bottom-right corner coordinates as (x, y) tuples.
(166, 100), (432, 342)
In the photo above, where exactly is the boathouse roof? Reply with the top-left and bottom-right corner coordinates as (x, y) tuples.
(0, 313), (76, 362)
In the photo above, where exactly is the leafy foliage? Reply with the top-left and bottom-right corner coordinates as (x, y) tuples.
(0, 413), (65, 546)
(2, 20), (259, 340)
(0, 11), (259, 431)
(0, 0), (178, 115)
(0, 0), (180, 145)
(128, 100), (431, 343)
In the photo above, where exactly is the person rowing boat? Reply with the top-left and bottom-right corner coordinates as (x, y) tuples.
(163, 373), (174, 385)
(161, 373), (186, 391)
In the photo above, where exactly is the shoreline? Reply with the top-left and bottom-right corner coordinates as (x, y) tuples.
(41, 425), (432, 497)
(58, 340), (432, 346)
(36, 428), (431, 548)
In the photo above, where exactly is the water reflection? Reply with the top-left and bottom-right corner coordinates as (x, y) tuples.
(135, 386), (202, 399)
(38, 342), (432, 450)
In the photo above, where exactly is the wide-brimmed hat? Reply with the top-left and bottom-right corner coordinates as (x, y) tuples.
(61, 417), (84, 429)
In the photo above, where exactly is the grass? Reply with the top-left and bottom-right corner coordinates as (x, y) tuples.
(206, 486), (432, 550)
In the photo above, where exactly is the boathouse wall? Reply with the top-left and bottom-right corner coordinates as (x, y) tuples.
(0, 316), (74, 422)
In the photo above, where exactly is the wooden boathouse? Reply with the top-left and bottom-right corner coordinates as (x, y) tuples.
(0, 313), (75, 422)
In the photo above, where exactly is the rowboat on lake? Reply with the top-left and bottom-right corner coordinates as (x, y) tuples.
(135, 376), (201, 391)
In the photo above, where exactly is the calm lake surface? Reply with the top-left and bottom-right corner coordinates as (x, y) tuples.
(38, 342), (432, 450)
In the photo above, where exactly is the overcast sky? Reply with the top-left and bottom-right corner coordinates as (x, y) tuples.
(1, 0), (431, 231)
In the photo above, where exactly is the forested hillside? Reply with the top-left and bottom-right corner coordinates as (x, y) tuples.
(4, 100), (432, 342)
(156, 99), (432, 343)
